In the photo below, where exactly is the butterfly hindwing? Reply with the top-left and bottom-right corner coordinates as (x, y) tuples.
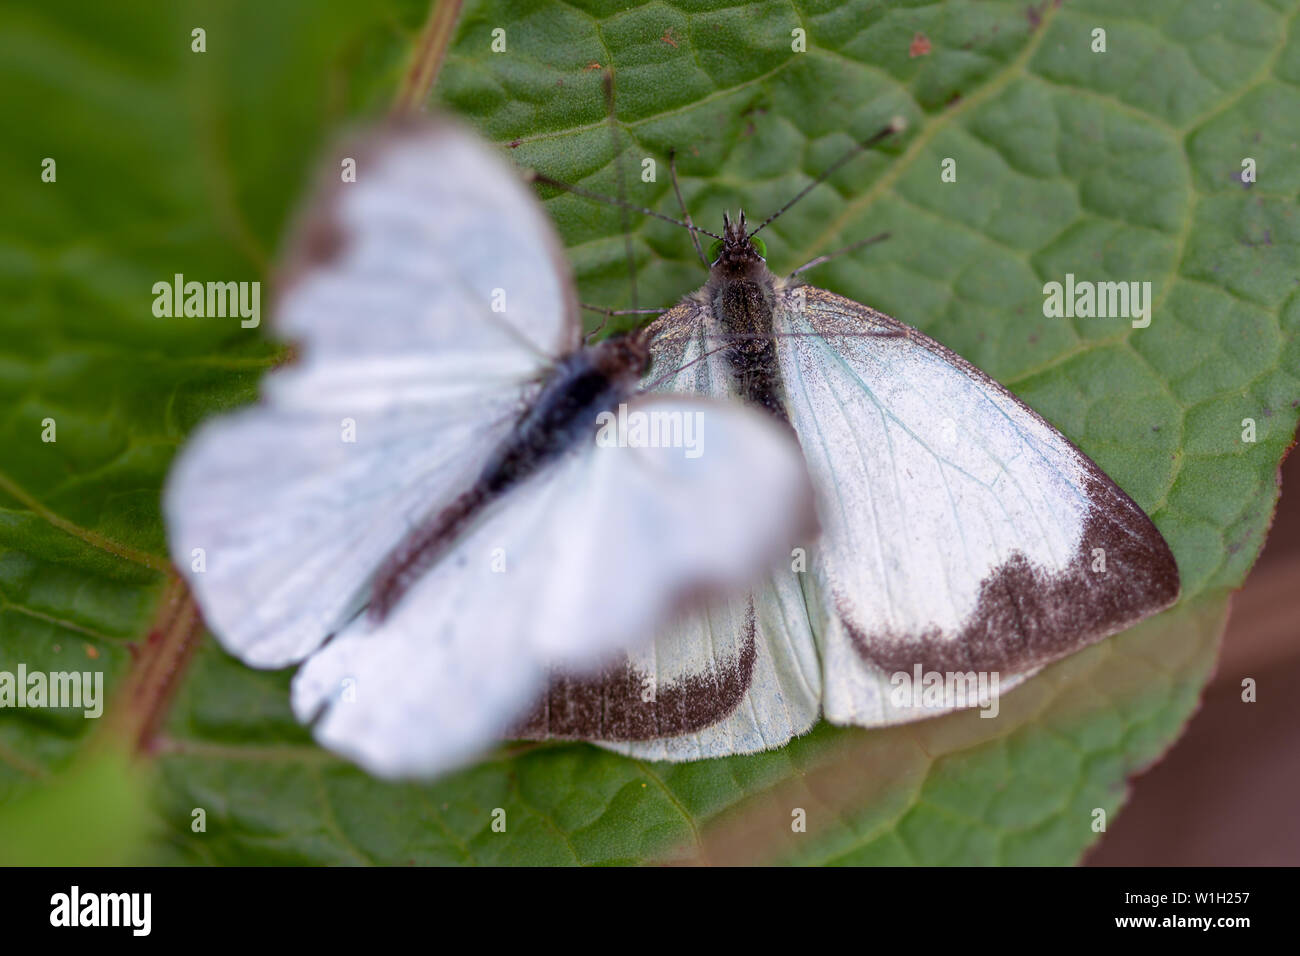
(598, 569), (822, 760)
(512, 299), (825, 758)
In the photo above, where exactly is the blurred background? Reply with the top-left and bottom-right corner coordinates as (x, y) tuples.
(1089, 448), (1299, 865)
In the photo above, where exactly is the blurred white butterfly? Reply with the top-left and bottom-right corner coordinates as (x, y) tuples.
(518, 123), (1181, 760)
(163, 118), (814, 779)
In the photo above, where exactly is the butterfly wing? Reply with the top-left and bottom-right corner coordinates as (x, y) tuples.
(290, 395), (815, 778)
(165, 118), (580, 667)
(166, 390), (521, 668)
(779, 286), (1180, 726)
(513, 300), (825, 759)
(276, 117), (579, 364)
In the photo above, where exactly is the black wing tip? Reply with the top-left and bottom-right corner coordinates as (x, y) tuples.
(839, 487), (1182, 680)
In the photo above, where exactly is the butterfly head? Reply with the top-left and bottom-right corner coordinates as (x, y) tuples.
(707, 211), (767, 275)
(589, 328), (653, 385)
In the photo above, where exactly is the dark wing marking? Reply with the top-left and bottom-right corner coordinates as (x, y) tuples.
(511, 601), (758, 741)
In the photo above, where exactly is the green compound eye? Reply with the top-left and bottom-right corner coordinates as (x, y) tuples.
(706, 235), (767, 263)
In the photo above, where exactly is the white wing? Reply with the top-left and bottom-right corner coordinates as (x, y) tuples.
(780, 286), (1180, 726)
(276, 117), (578, 365)
(291, 396), (815, 778)
(513, 301), (825, 759)
(165, 118), (580, 667)
(591, 282), (1180, 753)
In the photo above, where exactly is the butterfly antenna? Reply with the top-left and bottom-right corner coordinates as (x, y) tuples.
(603, 69), (639, 316)
(746, 116), (906, 240)
(669, 148), (709, 266)
(526, 172), (722, 240)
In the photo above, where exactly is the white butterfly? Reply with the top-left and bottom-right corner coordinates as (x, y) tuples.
(163, 118), (814, 779)
(520, 199), (1181, 761)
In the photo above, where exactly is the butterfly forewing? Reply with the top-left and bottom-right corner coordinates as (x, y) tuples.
(166, 121), (581, 668)
(165, 392), (521, 668)
(780, 286), (1180, 726)
(277, 118), (581, 362)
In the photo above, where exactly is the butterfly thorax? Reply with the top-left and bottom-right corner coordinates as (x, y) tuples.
(368, 334), (648, 620)
(483, 335), (647, 494)
(707, 211), (790, 425)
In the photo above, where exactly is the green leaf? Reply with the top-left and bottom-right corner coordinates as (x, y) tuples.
(0, 0), (425, 806)
(0, 746), (151, 865)
(2, 0), (1296, 865)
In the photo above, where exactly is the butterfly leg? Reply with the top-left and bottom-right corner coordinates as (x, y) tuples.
(788, 231), (891, 279)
